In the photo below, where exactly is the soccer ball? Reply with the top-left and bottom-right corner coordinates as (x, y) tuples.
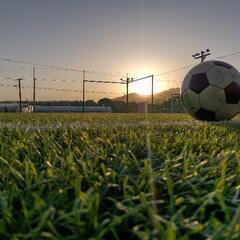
(181, 60), (240, 121)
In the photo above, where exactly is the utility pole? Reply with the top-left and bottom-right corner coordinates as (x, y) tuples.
(192, 49), (211, 62)
(17, 78), (23, 112)
(151, 75), (154, 113)
(126, 78), (129, 113)
(82, 70), (85, 113)
(126, 73), (129, 113)
(33, 67), (36, 112)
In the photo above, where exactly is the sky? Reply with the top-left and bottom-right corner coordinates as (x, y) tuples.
(0, 0), (240, 100)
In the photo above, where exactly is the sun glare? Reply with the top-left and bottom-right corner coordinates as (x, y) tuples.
(130, 76), (165, 95)
(128, 67), (169, 95)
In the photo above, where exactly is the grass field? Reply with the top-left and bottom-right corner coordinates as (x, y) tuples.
(0, 113), (240, 239)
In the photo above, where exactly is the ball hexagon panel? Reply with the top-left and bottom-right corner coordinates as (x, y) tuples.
(181, 71), (192, 94)
(207, 66), (233, 88)
(215, 104), (238, 121)
(195, 108), (216, 121)
(224, 82), (240, 104)
(199, 86), (225, 112)
(189, 73), (209, 94)
(181, 89), (200, 113)
(190, 61), (214, 74)
(213, 60), (233, 69)
(231, 67), (240, 85)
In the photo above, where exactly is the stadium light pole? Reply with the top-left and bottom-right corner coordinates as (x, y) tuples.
(192, 49), (211, 62)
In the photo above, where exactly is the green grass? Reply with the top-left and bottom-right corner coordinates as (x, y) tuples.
(0, 113), (240, 239)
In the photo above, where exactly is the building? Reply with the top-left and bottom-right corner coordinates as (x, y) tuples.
(0, 103), (33, 112)
(138, 102), (148, 113)
(0, 103), (112, 113)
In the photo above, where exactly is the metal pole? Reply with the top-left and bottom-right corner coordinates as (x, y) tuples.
(193, 49), (211, 62)
(151, 75), (154, 113)
(33, 67), (36, 112)
(126, 77), (129, 113)
(18, 78), (22, 112)
(82, 70), (85, 113)
(201, 51), (204, 62)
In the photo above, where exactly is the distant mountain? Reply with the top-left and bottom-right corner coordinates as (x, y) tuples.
(113, 88), (180, 103)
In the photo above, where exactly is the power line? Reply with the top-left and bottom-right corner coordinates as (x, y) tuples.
(0, 84), (15, 87)
(0, 74), (191, 85)
(215, 51), (240, 60)
(153, 50), (240, 77)
(0, 82), (123, 95)
(0, 57), (127, 77)
(0, 57), (82, 73)
(0, 75), (80, 83)
(154, 63), (196, 77)
(0, 76), (16, 81)
(155, 79), (182, 83)
(84, 70), (126, 78)
(1, 50), (240, 79)
(1, 49), (240, 101)
(25, 78), (79, 83)
(0, 64), (27, 69)
(22, 85), (80, 92)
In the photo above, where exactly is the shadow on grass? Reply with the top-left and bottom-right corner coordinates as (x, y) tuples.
(210, 119), (240, 131)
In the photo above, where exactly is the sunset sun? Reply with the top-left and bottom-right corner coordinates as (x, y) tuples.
(130, 78), (164, 95)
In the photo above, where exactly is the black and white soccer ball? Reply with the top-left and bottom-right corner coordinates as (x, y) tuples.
(181, 60), (240, 121)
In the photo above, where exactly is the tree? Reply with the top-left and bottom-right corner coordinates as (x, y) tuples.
(85, 100), (97, 106)
(97, 98), (112, 107)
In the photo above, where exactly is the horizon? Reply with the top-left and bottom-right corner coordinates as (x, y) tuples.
(0, 86), (180, 104)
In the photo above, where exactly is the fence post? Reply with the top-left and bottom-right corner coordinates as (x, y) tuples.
(151, 75), (154, 112)
(33, 67), (36, 112)
(82, 70), (85, 113)
(18, 78), (22, 112)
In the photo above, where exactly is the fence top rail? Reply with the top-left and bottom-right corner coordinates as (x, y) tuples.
(84, 79), (126, 84)
(130, 75), (153, 83)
